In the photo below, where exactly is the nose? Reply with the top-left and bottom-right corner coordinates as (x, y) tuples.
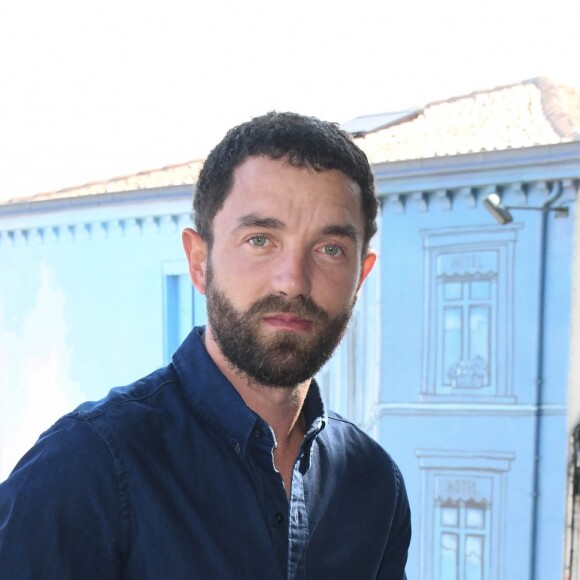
(270, 249), (312, 299)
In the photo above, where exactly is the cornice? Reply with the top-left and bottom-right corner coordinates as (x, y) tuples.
(373, 141), (580, 196)
(0, 184), (192, 217)
(0, 212), (194, 248)
(1, 143), (579, 242)
(381, 178), (578, 216)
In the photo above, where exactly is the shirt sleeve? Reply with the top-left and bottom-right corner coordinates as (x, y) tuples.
(377, 464), (412, 580)
(0, 416), (128, 579)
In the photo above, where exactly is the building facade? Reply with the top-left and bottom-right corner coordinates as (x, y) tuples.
(1, 78), (579, 579)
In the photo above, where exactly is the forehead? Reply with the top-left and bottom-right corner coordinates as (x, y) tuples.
(217, 156), (364, 226)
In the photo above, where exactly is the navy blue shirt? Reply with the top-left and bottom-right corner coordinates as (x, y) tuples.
(0, 327), (410, 579)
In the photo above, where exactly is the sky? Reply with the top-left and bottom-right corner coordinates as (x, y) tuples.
(1, 0), (579, 201)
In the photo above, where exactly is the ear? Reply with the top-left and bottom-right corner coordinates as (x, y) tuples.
(356, 250), (377, 292)
(182, 228), (208, 295)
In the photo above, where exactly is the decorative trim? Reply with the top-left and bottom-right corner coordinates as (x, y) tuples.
(435, 189), (452, 211)
(380, 178), (577, 215)
(385, 193), (404, 213)
(502, 182), (526, 205)
(411, 192), (428, 212)
(0, 213), (194, 248)
(373, 141), (580, 196)
(458, 186), (476, 208)
(528, 180), (549, 203)
(416, 448), (516, 471)
(375, 402), (566, 417)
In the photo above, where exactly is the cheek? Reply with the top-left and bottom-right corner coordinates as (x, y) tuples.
(210, 253), (269, 304)
(312, 269), (360, 311)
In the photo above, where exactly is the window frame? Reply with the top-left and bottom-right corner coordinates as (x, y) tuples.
(421, 226), (521, 403)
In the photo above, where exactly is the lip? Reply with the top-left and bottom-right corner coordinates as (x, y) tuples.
(262, 313), (313, 332)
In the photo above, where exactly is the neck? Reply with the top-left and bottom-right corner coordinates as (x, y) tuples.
(202, 326), (310, 444)
(203, 326), (309, 499)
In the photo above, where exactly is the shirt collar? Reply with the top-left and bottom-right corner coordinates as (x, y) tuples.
(172, 326), (327, 454)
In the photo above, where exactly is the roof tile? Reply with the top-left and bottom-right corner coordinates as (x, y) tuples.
(354, 78), (579, 164)
(7, 160), (203, 205)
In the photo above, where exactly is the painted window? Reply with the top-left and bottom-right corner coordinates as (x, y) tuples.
(422, 226), (519, 402)
(435, 498), (490, 580)
(416, 450), (514, 580)
(434, 476), (492, 580)
(438, 252), (497, 396)
(163, 263), (206, 363)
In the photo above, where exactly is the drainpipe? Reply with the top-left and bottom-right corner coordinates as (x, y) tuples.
(530, 181), (564, 580)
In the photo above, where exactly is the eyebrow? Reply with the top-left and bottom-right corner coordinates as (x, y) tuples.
(233, 214), (285, 232)
(233, 213), (359, 242)
(321, 224), (359, 242)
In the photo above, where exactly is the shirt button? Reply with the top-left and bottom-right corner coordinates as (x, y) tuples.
(233, 443), (241, 454)
(253, 427), (263, 439)
(274, 512), (284, 524)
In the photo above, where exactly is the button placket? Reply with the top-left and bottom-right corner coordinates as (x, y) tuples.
(247, 422), (289, 573)
(287, 463), (309, 580)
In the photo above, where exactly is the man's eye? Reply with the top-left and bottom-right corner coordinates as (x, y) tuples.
(323, 245), (342, 256)
(249, 235), (268, 247)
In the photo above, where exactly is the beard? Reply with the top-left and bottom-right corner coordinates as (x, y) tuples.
(205, 261), (355, 388)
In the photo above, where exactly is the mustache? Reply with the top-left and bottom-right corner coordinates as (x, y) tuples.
(245, 294), (329, 321)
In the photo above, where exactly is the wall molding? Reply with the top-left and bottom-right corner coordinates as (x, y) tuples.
(379, 178), (578, 215)
(0, 212), (194, 248)
(373, 141), (580, 196)
(374, 402), (567, 418)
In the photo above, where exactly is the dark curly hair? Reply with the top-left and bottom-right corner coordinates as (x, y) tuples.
(194, 111), (378, 254)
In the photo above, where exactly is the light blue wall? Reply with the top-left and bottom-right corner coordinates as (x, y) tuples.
(0, 189), (201, 475)
(374, 169), (576, 579)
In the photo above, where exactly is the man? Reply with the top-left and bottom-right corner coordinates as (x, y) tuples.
(0, 112), (411, 578)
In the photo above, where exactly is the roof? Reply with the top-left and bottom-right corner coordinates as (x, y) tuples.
(4, 77), (579, 207)
(3, 159), (204, 206)
(353, 77), (580, 164)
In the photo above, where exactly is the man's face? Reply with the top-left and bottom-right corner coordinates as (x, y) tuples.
(189, 156), (375, 387)
(204, 259), (353, 386)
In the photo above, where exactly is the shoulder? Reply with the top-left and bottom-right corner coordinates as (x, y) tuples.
(70, 364), (178, 422)
(50, 364), (190, 445)
(55, 364), (191, 469)
(1, 363), (181, 534)
(0, 416), (129, 574)
(0, 364), (188, 576)
(323, 411), (398, 466)
(314, 411), (412, 568)
(2, 413), (127, 512)
(317, 410), (408, 500)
